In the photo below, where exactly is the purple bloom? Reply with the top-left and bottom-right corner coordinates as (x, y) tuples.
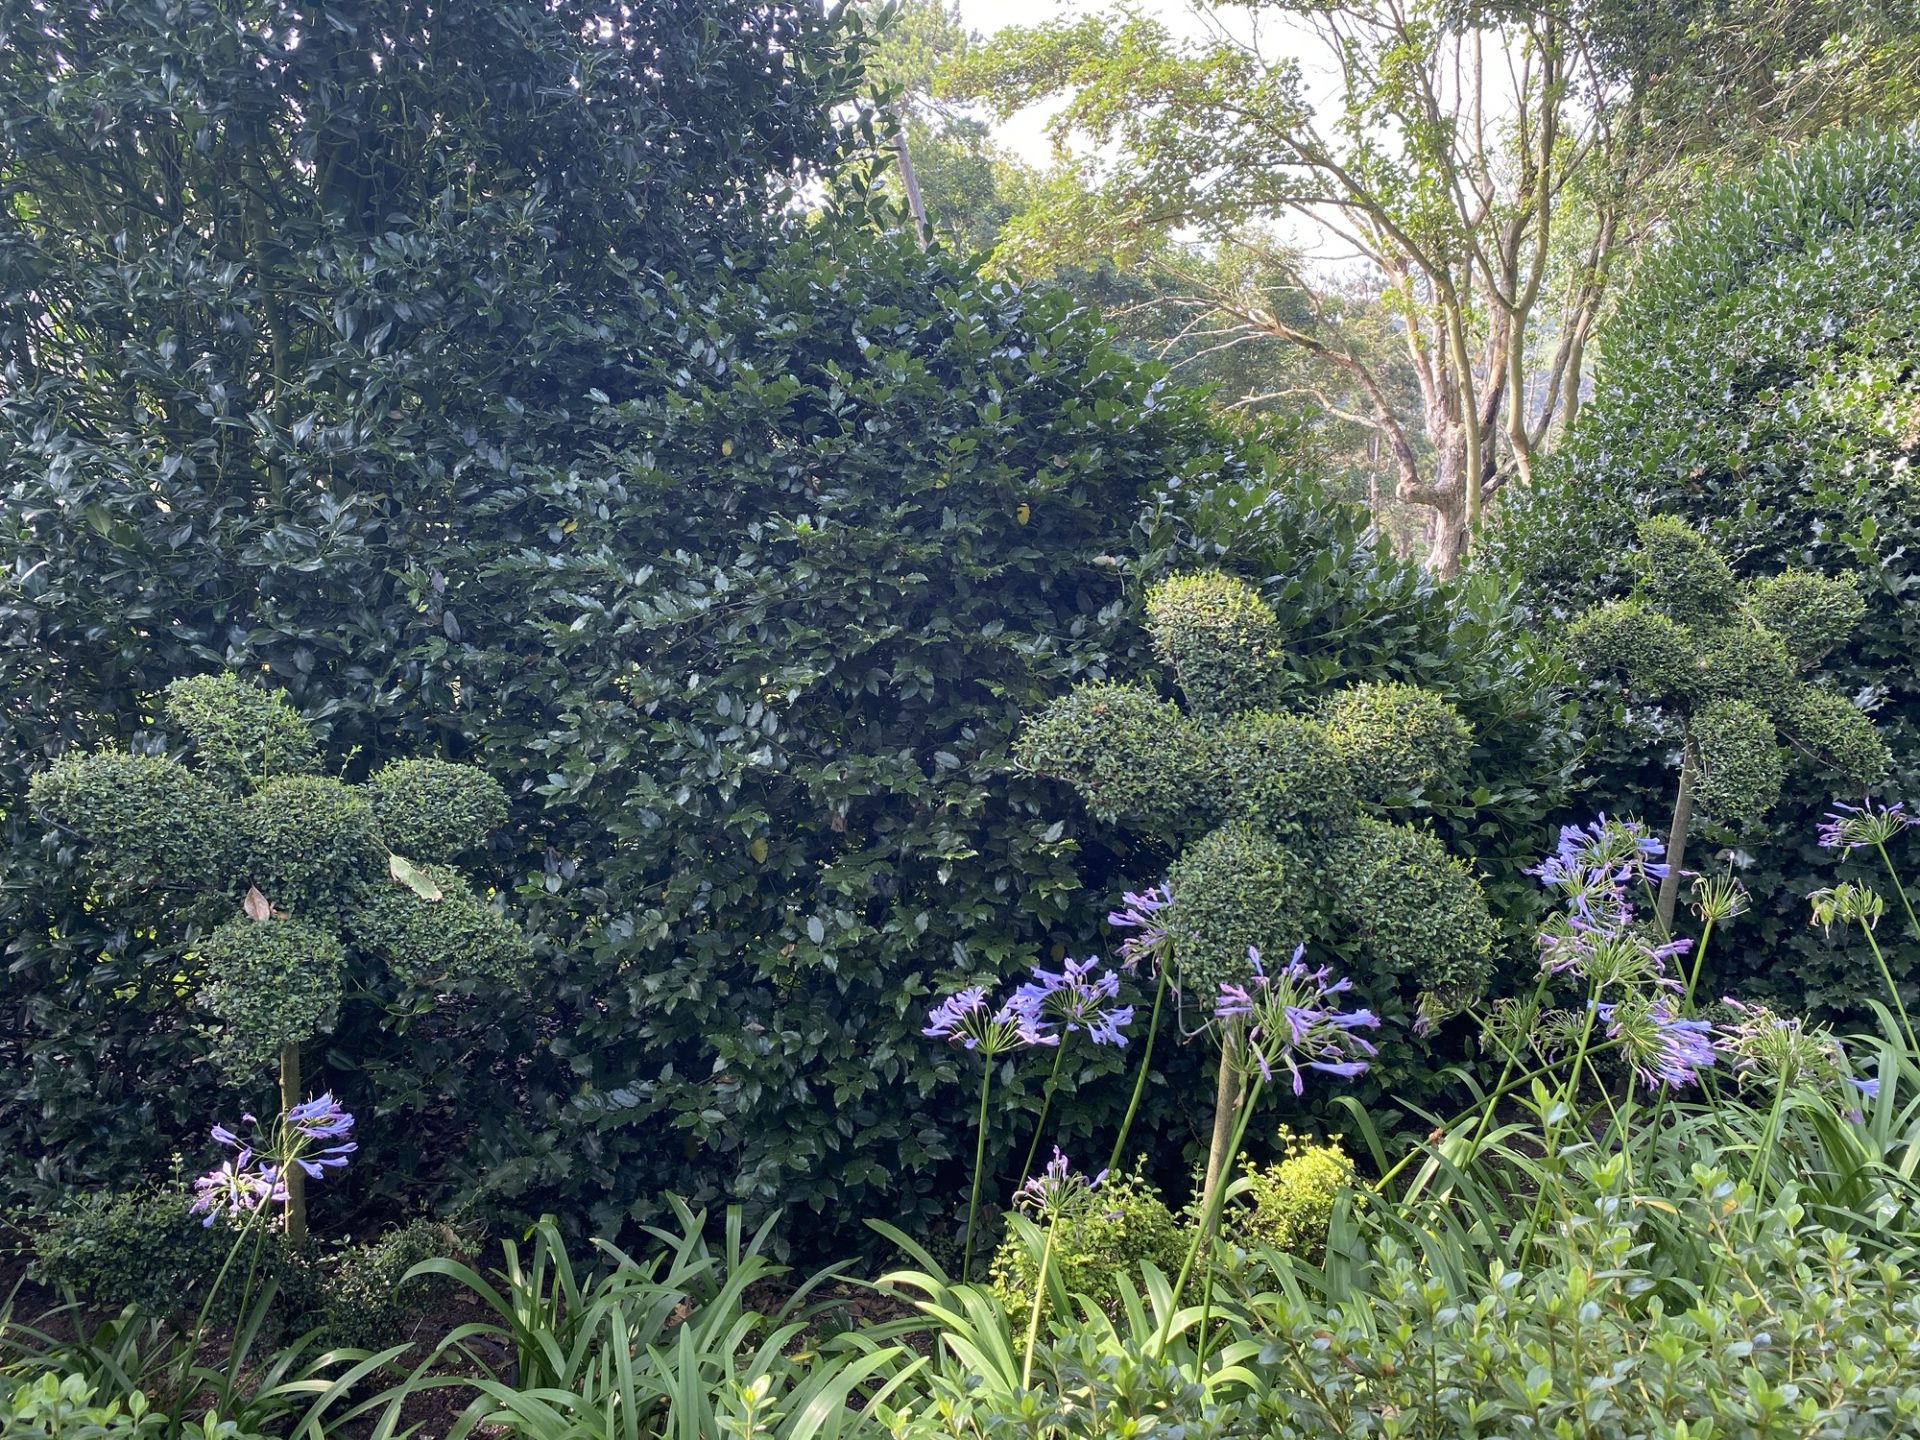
(189, 1097), (356, 1228)
(1107, 884), (1172, 969)
(1215, 946), (1379, 1095)
(924, 983), (1058, 1055)
(1819, 799), (1913, 854)
(1014, 1147), (1107, 1223)
(1600, 999), (1717, 1090)
(1013, 955), (1135, 1048)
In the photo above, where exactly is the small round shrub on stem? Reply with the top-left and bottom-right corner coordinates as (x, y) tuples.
(366, 758), (509, 862)
(27, 751), (233, 892)
(164, 673), (320, 790)
(349, 867), (530, 989)
(1164, 825), (1311, 997)
(1143, 571), (1285, 719)
(1013, 682), (1214, 836)
(196, 918), (344, 1077)
(1315, 682), (1473, 802)
(238, 776), (378, 918)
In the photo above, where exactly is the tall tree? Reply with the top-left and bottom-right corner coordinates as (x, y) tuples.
(947, 0), (1920, 572)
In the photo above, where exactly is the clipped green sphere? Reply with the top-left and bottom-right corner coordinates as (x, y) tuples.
(987, 1169), (1183, 1321)
(1744, 570), (1866, 668)
(1015, 682), (1215, 837)
(238, 776), (378, 917)
(1778, 686), (1890, 793)
(1164, 824), (1313, 996)
(1325, 817), (1495, 1017)
(367, 758), (509, 863)
(1214, 711), (1355, 843)
(28, 751), (235, 893)
(1315, 682), (1473, 804)
(1565, 600), (1696, 699)
(1690, 697), (1786, 826)
(164, 673), (319, 793)
(1634, 517), (1738, 624)
(197, 916), (343, 1075)
(1143, 571), (1284, 718)
(349, 866), (530, 990)
(1685, 624), (1796, 709)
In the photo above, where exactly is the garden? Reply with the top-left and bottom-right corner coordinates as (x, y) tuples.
(2, 0), (1919, 1435)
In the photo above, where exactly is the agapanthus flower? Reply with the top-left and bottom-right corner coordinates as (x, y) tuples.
(189, 1097), (357, 1227)
(1012, 955), (1134, 1048)
(189, 1150), (286, 1227)
(1537, 918), (1689, 991)
(1818, 799), (1914, 854)
(1528, 816), (1671, 917)
(1216, 946), (1379, 1095)
(924, 984), (1058, 1055)
(1809, 882), (1885, 934)
(1691, 871), (1752, 926)
(1599, 996), (1717, 1090)
(1013, 1147), (1108, 1223)
(1717, 1000), (1873, 1117)
(1107, 884), (1172, 970)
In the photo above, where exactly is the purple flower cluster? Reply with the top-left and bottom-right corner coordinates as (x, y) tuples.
(924, 985), (1058, 1054)
(1013, 954), (1134, 1048)
(1599, 998), (1718, 1091)
(1528, 816), (1695, 993)
(1014, 1146), (1109, 1222)
(1107, 884), (1172, 971)
(1818, 798), (1913, 854)
(189, 1094), (357, 1229)
(1216, 946), (1380, 1095)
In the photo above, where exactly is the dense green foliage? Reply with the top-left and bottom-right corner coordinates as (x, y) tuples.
(1483, 123), (1920, 1016)
(987, 1170), (1184, 1321)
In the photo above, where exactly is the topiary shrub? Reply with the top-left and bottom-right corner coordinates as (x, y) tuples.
(19, 675), (523, 1238)
(1481, 123), (1920, 1016)
(1227, 1128), (1354, 1261)
(366, 760), (510, 864)
(27, 1183), (228, 1317)
(164, 673), (320, 790)
(317, 1219), (460, 1350)
(1558, 518), (1886, 927)
(987, 1168), (1184, 1320)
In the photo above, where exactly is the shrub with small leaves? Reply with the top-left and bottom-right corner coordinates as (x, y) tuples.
(27, 753), (232, 892)
(1325, 817), (1498, 1016)
(349, 869), (530, 990)
(1228, 1128), (1353, 1260)
(195, 918), (344, 1075)
(1563, 601), (1696, 701)
(988, 1169), (1184, 1321)
(1214, 713), (1354, 841)
(1690, 698), (1787, 827)
(1780, 687), (1891, 790)
(1164, 825), (1312, 997)
(164, 674), (319, 792)
(237, 777), (377, 918)
(317, 1219), (459, 1350)
(1013, 682), (1214, 837)
(1745, 570), (1866, 668)
(1143, 572), (1284, 718)
(366, 759), (509, 863)
(1635, 516), (1738, 623)
(27, 1183), (227, 1316)
(1685, 624), (1797, 709)
(1315, 682), (1473, 802)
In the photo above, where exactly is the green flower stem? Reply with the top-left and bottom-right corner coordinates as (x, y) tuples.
(1747, 1070), (1790, 1202)
(962, 1061), (994, 1284)
(1107, 963), (1170, 1175)
(279, 1041), (306, 1244)
(1856, 917), (1919, 1055)
(1020, 1218), (1058, 1390)
(1525, 985), (1601, 1256)
(1875, 840), (1920, 945)
(1154, 1068), (1265, 1361)
(1019, 1041), (1070, 1190)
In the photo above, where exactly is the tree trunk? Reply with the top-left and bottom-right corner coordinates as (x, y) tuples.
(279, 1041), (306, 1243)
(1656, 741), (1696, 935)
(1200, 1042), (1240, 1223)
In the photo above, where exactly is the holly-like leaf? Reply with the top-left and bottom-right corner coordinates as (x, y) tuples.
(389, 851), (443, 902)
(243, 885), (272, 922)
